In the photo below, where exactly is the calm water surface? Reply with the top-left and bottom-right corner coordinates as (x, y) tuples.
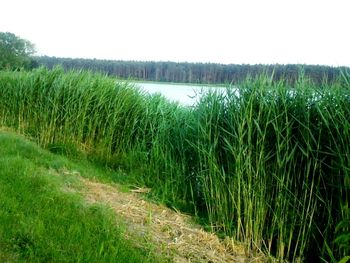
(134, 82), (321, 107)
(134, 82), (227, 106)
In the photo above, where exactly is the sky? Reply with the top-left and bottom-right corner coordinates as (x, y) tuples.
(1, 0), (349, 66)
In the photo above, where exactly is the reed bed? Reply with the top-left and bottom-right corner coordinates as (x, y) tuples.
(0, 67), (349, 262)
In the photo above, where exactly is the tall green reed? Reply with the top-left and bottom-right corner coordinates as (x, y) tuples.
(0, 67), (349, 261)
(0, 67), (146, 159)
(190, 75), (349, 261)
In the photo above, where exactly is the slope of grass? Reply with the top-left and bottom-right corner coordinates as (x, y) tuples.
(0, 130), (161, 263)
(0, 67), (349, 262)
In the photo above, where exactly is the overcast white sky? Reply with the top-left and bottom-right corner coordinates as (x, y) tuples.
(1, 0), (349, 66)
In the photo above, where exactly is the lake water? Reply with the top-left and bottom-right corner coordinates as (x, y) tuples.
(134, 82), (227, 106)
(134, 82), (325, 108)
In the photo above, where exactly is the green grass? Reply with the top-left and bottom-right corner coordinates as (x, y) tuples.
(0, 67), (349, 262)
(0, 130), (161, 263)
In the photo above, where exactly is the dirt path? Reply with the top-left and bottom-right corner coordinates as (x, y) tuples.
(57, 168), (264, 262)
(75, 177), (265, 263)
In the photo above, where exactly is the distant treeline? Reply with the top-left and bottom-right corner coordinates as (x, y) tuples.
(35, 56), (349, 84)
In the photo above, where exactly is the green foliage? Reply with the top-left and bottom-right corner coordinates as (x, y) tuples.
(329, 205), (350, 263)
(0, 67), (349, 261)
(36, 55), (349, 85)
(0, 32), (36, 70)
(0, 130), (160, 262)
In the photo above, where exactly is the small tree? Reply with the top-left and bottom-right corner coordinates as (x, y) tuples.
(0, 32), (36, 70)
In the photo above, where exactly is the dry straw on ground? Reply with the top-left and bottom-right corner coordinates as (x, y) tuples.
(79, 177), (266, 263)
(53, 167), (266, 262)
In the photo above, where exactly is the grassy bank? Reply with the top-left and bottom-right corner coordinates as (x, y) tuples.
(0, 67), (349, 262)
(0, 129), (161, 262)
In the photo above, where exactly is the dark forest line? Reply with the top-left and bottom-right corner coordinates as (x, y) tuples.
(35, 56), (349, 85)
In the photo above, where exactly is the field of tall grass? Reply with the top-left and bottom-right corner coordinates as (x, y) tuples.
(0, 66), (349, 262)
